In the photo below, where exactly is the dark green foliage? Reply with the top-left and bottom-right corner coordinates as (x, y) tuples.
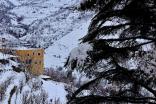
(66, 0), (156, 103)
(12, 66), (23, 73)
(0, 59), (9, 65)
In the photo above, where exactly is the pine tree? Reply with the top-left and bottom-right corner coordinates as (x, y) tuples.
(65, 0), (156, 104)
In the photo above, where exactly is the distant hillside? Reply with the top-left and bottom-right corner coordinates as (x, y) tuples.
(0, 0), (92, 103)
(0, 0), (93, 68)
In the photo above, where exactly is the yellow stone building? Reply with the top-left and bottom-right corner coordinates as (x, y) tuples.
(0, 48), (44, 75)
(15, 48), (44, 75)
(0, 38), (44, 75)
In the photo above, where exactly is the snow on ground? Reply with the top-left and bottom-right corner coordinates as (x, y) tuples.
(0, 53), (15, 60)
(0, 52), (19, 70)
(42, 80), (67, 103)
(0, 0), (94, 103)
(2, 0), (93, 68)
(44, 18), (91, 68)
(11, 0), (80, 25)
(8, 0), (20, 6)
(0, 52), (68, 103)
(0, 70), (68, 104)
(1, 71), (26, 104)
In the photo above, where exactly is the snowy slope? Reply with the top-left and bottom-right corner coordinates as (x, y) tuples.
(0, 71), (68, 104)
(45, 17), (91, 68)
(42, 79), (67, 103)
(0, 0), (93, 103)
(0, 52), (18, 70)
(16, 0), (93, 48)
(0, 52), (68, 104)
(0, 0), (93, 68)
(10, 0), (93, 68)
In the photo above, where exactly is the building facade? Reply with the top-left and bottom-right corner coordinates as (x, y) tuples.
(0, 38), (44, 75)
(15, 48), (44, 75)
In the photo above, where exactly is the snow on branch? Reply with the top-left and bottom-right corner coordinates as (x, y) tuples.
(65, 43), (93, 70)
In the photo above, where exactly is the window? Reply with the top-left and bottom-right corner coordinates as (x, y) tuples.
(26, 59), (32, 64)
(38, 53), (41, 55)
(27, 54), (29, 56)
(28, 60), (32, 64)
(33, 52), (35, 55)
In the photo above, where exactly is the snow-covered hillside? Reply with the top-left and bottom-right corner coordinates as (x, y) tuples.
(0, 52), (69, 104)
(0, 0), (93, 103)
(0, 0), (93, 68)
(0, 71), (68, 104)
(12, 0), (93, 68)
(45, 18), (91, 68)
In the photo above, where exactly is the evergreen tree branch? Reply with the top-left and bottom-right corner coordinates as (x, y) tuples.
(70, 95), (156, 104)
(97, 36), (156, 42)
(69, 66), (156, 103)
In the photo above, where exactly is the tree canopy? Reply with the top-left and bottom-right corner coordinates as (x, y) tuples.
(65, 0), (156, 103)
